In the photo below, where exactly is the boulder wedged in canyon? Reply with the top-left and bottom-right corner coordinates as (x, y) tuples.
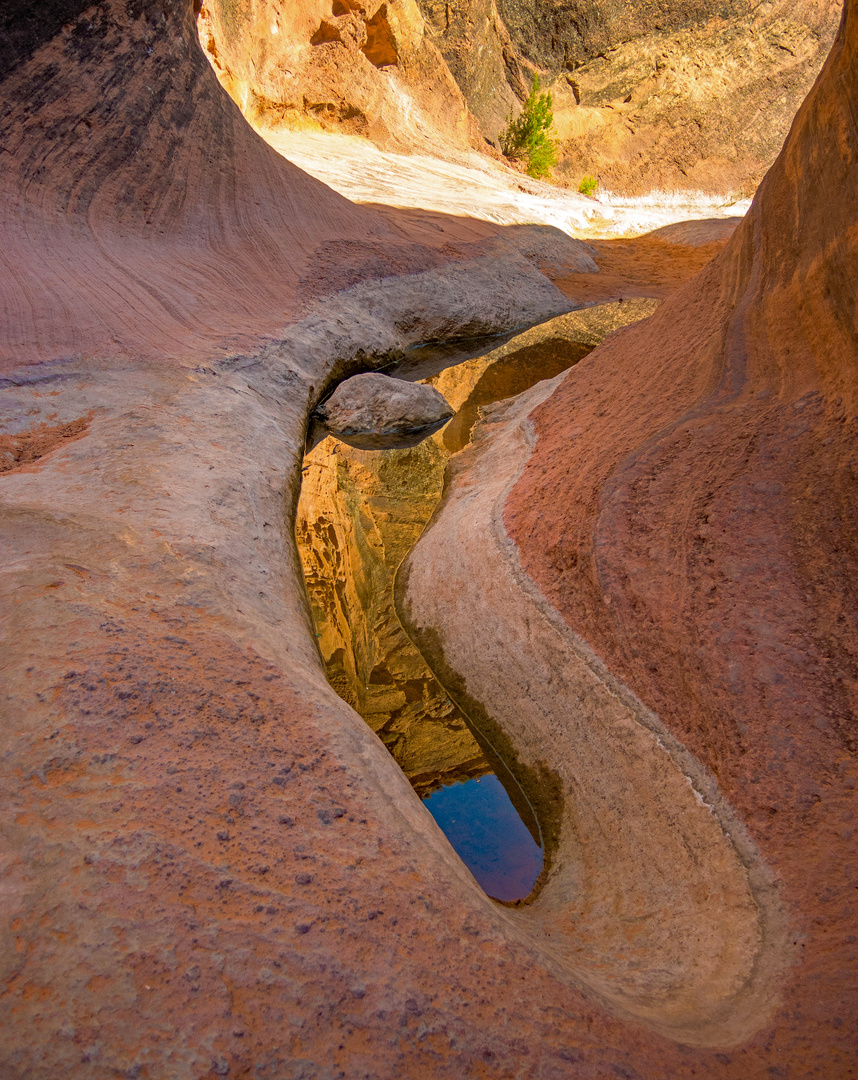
(3, 2), (856, 1079)
(297, 300), (656, 801)
(401, 0), (858, 1069)
(311, 372), (454, 450)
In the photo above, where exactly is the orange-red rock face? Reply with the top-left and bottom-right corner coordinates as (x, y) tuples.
(197, 0), (478, 151)
(2, 1), (857, 1078)
(506, 0), (858, 1069)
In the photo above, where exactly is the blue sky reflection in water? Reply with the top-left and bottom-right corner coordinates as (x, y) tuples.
(422, 774), (542, 901)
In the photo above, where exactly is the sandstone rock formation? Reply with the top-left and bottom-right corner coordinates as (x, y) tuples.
(418, 0), (841, 194)
(402, 0), (858, 1067)
(197, 0), (840, 194)
(297, 431), (490, 797)
(1, 0), (856, 1076)
(0, 0), (587, 370)
(197, 0), (479, 150)
(427, 298), (659, 450)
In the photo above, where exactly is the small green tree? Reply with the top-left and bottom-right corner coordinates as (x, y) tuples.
(579, 174), (598, 196)
(500, 75), (558, 180)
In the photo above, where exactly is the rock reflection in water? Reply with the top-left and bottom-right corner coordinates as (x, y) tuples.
(295, 301), (660, 895)
(297, 434), (491, 798)
(424, 775), (543, 902)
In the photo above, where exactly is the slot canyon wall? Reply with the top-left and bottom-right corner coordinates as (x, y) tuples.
(419, 0), (843, 193)
(0, 1), (856, 1080)
(195, 0), (841, 193)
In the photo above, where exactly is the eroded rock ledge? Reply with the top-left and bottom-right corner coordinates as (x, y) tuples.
(397, 376), (787, 1045)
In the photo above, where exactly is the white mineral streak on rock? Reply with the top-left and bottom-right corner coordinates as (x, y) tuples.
(264, 129), (751, 239)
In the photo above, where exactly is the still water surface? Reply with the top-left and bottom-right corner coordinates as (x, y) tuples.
(422, 774), (543, 902)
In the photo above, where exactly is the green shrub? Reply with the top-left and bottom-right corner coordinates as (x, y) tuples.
(500, 75), (558, 180)
(579, 174), (598, 197)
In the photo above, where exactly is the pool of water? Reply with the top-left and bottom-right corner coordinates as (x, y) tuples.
(295, 322), (623, 905)
(423, 774), (543, 902)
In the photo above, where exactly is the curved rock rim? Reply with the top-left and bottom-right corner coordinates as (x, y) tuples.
(396, 374), (789, 1047)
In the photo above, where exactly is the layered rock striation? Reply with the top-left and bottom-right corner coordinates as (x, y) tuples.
(402, 0), (858, 1067)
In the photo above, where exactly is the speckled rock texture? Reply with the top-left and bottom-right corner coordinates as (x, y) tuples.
(402, 0), (857, 1074)
(1, 3), (856, 1080)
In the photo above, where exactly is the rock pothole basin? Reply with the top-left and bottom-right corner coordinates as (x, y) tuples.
(296, 302), (660, 904)
(297, 299), (786, 1045)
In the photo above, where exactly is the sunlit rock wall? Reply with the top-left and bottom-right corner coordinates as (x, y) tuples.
(197, 0), (479, 150)
(418, 0), (842, 194)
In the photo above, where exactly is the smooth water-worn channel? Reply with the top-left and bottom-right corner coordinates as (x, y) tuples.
(296, 428), (545, 901)
(296, 302), (659, 901)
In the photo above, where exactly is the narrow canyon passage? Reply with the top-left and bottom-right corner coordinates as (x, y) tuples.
(295, 300), (659, 902)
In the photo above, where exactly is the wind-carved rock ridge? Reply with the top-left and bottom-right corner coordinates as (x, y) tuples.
(397, 374), (788, 1046)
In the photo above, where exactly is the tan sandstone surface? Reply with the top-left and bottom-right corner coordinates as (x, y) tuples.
(196, 0), (479, 152)
(1, 2), (855, 1080)
(197, 0), (840, 197)
(402, 0), (858, 1072)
